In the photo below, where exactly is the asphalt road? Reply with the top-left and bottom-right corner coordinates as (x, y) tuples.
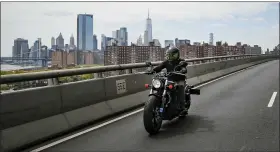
(40, 60), (279, 152)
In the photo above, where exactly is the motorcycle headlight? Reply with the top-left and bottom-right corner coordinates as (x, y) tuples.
(152, 79), (161, 88)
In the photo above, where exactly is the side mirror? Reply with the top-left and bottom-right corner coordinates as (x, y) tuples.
(145, 61), (152, 66)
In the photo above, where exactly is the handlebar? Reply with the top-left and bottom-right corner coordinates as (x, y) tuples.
(143, 71), (185, 77)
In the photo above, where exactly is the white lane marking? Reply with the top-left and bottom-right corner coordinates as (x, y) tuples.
(31, 108), (144, 152)
(267, 92), (277, 107)
(31, 65), (257, 152)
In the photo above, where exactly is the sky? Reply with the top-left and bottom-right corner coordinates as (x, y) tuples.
(1, 2), (279, 56)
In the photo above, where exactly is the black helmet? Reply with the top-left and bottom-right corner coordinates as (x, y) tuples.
(165, 47), (180, 61)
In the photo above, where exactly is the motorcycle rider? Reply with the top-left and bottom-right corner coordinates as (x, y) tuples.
(150, 46), (190, 115)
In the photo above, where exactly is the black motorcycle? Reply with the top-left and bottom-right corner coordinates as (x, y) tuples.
(143, 61), (200, 135)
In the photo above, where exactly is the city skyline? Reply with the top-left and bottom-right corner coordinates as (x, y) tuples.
(1, 2), (279, 56)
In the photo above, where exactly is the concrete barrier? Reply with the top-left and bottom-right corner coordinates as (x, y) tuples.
(0, 56), (276, 152)
(103, 73), (151, 100)
(63, 101), (113, 128)
(60, 79), (107, 112)
(187, 58), (272, 85)
(0, 86), (62, 130)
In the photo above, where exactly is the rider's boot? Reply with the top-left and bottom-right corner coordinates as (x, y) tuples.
(179, 92), (191, 116)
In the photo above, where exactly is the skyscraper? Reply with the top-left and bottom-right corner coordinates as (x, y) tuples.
(137, 35), (143, 46)
(31, 39), (42, 58)
(112, 31), (117, 39)
(112, 28), (128, 46)
(116, 30), (120, 38)
(144, 30), (148, 46)
(38, 38), (42, 58)
(51, 37), (55, 46)
(101, 34), (107, 51)
(13, 38), (29, 58)
(56, 33), (64, 50)
(101, 34), (116, 51)
(175, 38), (190, 47)
(70, 34), (75, 46)
(144, 9), (152, 45)
(93, 34), (98, 50)
(77, 14), (94, 51)
(209, 33), (214, 45)
(164, 40), (174, 48)
(119, 27), (128, 46)
(153, 39), (161, 47)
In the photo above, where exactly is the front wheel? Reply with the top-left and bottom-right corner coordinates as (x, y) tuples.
(143, 95), (162, 135)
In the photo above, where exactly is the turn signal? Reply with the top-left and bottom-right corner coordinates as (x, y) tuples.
(145, 84), (149, 88)
(168, 84), (173, 89)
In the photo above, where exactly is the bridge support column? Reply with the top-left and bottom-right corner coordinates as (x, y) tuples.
(47, 78), (59, 86)
(200, 60), (206, 64)
(113, 70), (120, 76)
(125, 69), (132, 74)
(94, 73), (103, 79)
(42, 60), (47, 67)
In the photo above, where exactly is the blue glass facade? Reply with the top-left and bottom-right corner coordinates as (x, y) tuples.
(119, 27), (128, 46)
(77, 14), (94, 51)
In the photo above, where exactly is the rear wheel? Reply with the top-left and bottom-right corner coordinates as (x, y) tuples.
(143, 96), (162, 135)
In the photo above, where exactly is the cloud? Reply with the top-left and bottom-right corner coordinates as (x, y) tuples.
(1, 2), (278, 56)
(272, 24), (279, 29)
(238, 17), (249, 21)
(252, 17), (265, 21)
(210, 23), (227, 27)
(2, 2), (273, 22)
(43, 11), (74, 17)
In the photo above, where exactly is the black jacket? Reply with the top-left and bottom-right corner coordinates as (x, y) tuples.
(152, 58), (187, 74)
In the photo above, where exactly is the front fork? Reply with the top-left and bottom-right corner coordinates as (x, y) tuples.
(159, 80), (169, 115)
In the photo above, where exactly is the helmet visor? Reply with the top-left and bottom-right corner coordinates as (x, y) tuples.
(165, 52), (178, 60)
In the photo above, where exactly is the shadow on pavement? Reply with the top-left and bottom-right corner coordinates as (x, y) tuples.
(149, 115), (216, 139)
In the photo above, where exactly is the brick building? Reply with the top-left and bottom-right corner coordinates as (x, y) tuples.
(214, 41), (226, 56)
(177, 41), (246, 59)
(104, 45), (164, 66)
(84, 51), (94, 65)
(104, 45), (164, 75)
(179, 45), (200, 58)
(104, 46), (132, 65)
(67, 50), (77, 65)
(51, 50), (67, 67)
(51, 50), (94, 68)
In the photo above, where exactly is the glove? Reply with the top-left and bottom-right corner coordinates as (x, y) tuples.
(180, 69), (187, 74)
(145, 70), (154, 75)
(148, 70), (155, 75)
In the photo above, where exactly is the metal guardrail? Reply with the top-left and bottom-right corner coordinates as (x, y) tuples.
(0, 55), (264, 84)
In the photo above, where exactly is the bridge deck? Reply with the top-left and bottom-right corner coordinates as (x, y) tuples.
(30, 60), (279, 152)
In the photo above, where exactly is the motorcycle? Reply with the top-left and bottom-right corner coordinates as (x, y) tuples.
(143, 61), (200, 135)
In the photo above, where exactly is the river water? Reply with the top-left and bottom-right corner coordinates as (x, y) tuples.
(1, 64), (41, 71)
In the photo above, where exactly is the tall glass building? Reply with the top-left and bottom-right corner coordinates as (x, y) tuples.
(13, 38), (29, 58)
(146, 10), (152, 44)
(77, 14), (94, 51)
(119, 27), (128, 46)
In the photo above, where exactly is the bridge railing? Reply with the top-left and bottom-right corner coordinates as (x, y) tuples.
(0, 55), (265, 85)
